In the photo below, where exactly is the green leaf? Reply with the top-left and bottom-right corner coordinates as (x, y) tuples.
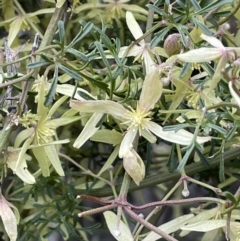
(44, 65), (59, 107)
(195, 147), (210, 168)
(192, 17), (212, 35)
(95, 41), (111, 73)
(143, 214), (194, 241)
(176, 25), (189, 48)
(58, 20), (65, 46)
(180, 62), (191, 78)
(103, 211), (133, 241)
(177, 144), (194, 172)
(27, 61), (50, 69)
(196, 0), (233, 15)
(224, 191), (237, 205)
(150, 27), (171, 49)
(167, 144), (176, 173)
(65, 48), (89, 62)
(67, 22), (93, 49)
(58, 64), (83, 81)
(190, 0), (201, 11)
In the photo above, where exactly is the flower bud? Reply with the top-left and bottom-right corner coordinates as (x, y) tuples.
(164, 34), (182, 57)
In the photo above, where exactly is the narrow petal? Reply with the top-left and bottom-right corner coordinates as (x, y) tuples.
(229, 80), (240, 107)
(177, 48), (222, 62)
(70, 100), (127, 118)
(0, 193), (17, 241)
(200, 34), (224, 48)
(32, 146), (50, 177)
(7, 149), (35, 184)
(139, 69), (162, 111)
(73, 113), (103, 149)
(143, 51), (157, 75)
(44, 145), (65, 176)
(56, 84), (96, 100)
(118, 45), (142, 58)
(126, 11), (144, 42)
(148, 121), (211, 145)
(119, 129), (137, 158)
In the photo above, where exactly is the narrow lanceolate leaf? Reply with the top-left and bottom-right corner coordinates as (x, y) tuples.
(142, 214), (194, 241)
(103, 211), (133, 241)
(181, 220), (226, 232)
(44, 65), (59, 107)
(0, 192), (18, 241)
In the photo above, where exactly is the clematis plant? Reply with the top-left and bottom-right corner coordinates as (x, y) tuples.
(177, 33), (240, 92)
(70, 70), (211, 184)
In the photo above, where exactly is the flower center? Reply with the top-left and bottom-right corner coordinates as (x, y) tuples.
(122, 103), (151, 135)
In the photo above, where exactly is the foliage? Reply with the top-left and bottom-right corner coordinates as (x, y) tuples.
(0, 0), (240, 241)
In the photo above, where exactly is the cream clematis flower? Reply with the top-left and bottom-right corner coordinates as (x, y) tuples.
(177, 34), (240, 92)
(118, 11), (157, 74)
(70, 70), (211, 184)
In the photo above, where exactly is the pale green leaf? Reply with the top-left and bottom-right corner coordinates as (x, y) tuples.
(103, 211), (133, 241)
(180, 207), (218, 237)
(91, 129), (122, 146)
(8, 16), (23, 47)
(143, 214), (194, 241)
(181, 220), (226, 232)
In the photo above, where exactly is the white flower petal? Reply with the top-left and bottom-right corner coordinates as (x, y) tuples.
(73, 113), (103, 149)
(148, 121), (211, 145)
(143, 50), (157, 74)
(0, 193), (17, 241)
(118, 45), (143, 58)
(70, 100), (127, 118)
(119, 129), (137, 158)
(139, 69), (162, 111)
(7, 149), (35, 184)
(200, 34), (224, 48)
(126, 11), (144, 42)
(177, 48), (222, 62)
